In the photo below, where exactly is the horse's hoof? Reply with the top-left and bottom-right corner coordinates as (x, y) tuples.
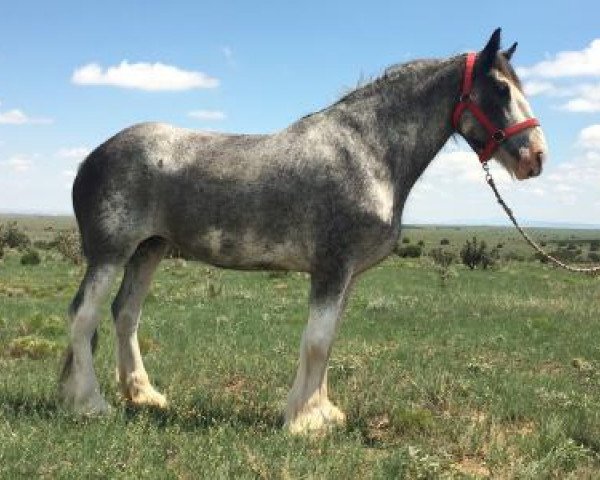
(286, 401), (346, 435)
(73, 393), (112, 416)
(126, 385), (168, 409)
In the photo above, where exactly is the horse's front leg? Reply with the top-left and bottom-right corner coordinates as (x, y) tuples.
(285, 268), (353, 434)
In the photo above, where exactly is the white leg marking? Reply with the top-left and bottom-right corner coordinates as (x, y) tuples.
(285, 282), (351, 434)
(114, 247), (166, 408)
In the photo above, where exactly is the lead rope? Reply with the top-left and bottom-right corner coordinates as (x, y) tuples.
(482, 162), (600, 276)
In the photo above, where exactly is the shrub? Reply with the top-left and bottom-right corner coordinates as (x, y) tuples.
(54, 230), (83, 265)
(504, 251), (525, 262)
(20, 249), (41, 266)
(588, 252), (600, 262)
(460, 236), (497, 270)
(6, 335), (60, 359)
(417, 240), (425, 247)
(429, 248), (456, 287)
(396, 245), (422, 258)
(543, 249), (579, 263)
(440, 238), (450, 245)
(590, 240), (600, 252)
(429, 248), (455, 268)
(2, 221), (31, 250)
(33, 239), (54, 250)
(401, 237), (410, 244)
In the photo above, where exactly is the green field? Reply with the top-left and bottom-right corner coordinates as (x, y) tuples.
(1, 217), (600, 478)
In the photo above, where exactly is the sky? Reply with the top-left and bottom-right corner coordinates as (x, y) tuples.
(1, 1), (599, 225)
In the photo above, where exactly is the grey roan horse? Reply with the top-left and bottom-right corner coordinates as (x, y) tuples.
(60, 29), (547, 433)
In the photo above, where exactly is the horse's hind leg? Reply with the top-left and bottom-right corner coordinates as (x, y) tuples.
(285, 268), (353, 434)
(111, 237), (168, 408)
(59, 264), (118, 414)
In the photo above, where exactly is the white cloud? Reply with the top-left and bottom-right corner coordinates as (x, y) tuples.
(0, 108), (53, 125)
(523, 80), (557, 96)
(517, 40), (600, 113)
(578, 124), (600, 149)
(72, 61), (219, 91)
(404, 133), (600, 226)
(558, 83), (600, 112)
(55, 146), (91, 161)
(2, 155), (33, 172)
(188, 110), (226, 121)
(518, 39), (600, 78)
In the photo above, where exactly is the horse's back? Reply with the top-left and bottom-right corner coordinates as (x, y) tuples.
(72, 122), (313, 267)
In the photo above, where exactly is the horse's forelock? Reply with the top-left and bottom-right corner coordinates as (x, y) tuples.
(495, 54), (523, 92)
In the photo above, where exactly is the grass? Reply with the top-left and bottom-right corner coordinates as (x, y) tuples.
(1, 221), (600, 478)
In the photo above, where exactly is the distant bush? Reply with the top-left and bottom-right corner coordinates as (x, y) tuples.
(429, 248), (455, 268)
(54, 230), (83, 265)
(396, 245), (422, 258)
(567, 242), (578, 251)
(588, 252), (600, 262)
(543, 249), (579, 263)
(20, 249), (41, 266)
(429, 248), (456, 287)
(540, 241), (547, 247)
(417, 240), (425, 247)
(401, 237), (410, 244)
(440, 238), (450, 245)
(2, 222), (31, 250)
(590, 240), (600, 252)
(460, 236), (497, 270)
(33, 239), (55, 250)
(504, 251), (525, 262)
(496, 243), (504, 249)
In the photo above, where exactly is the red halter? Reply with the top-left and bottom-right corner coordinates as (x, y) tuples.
(452, 52), (540, 163)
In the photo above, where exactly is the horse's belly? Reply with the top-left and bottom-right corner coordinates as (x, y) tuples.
(176, 227), (313, 272)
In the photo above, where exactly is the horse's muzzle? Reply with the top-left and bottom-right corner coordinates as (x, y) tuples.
(516, 147), (545, 180)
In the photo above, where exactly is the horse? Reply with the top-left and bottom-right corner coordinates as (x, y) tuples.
(59, 28), (547, 434)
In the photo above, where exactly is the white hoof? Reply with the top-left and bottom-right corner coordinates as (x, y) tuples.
(121, 373), (167, 408)
(286, 401), (346, 435)
(126, 386), (167, 408)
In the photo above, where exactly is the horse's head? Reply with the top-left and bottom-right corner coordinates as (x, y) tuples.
(454, 28), (547, 180)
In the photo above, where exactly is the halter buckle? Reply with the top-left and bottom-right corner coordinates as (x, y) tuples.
(459, 93), (471, 103)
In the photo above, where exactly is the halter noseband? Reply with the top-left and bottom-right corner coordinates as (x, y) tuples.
(452, 52), (540, 163)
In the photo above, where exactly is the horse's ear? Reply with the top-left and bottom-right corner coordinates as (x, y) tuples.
(502, 42), (518, 61)
(478, 28), (502, 73)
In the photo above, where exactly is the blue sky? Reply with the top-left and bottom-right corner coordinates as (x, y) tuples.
(1, 1), (599, 224)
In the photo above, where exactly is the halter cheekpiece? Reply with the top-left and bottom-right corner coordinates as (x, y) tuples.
(452, 52), (540, 163)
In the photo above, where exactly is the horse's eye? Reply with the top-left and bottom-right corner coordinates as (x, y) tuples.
(496, 82), (510, 98)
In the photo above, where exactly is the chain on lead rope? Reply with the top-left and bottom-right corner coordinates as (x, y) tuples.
(482, 162), (600, 276)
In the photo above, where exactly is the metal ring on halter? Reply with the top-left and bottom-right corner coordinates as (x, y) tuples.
(492, 130), (506, 143)
(459, 93), (471, 103)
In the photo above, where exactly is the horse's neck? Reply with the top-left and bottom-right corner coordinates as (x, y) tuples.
(335, 56), (462, 198)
